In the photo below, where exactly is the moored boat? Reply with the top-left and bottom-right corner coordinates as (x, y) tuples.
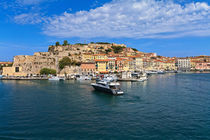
(130, 72), (148, 82)
(157, 70), (165, 74)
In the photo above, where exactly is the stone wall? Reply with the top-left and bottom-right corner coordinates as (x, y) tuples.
(13, 55), (56, 75)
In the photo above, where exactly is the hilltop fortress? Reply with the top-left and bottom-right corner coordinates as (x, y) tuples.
(2, 42), (146, 76)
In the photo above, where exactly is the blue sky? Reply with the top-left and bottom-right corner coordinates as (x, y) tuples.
(0, 0), (210, 61)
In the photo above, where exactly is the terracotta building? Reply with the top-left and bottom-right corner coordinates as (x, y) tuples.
(80, 62), (96, 74)
(195, 62), (210, 70)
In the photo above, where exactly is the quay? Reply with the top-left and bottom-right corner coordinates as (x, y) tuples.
(1, 77), (49, 80)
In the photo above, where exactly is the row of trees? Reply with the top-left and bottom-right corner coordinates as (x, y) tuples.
(53, 41), (114, 47)
(111, 46), (126, 53)
(54, 41), (90, 47)
(55, 40), (69, 46)
(40, 68), (56, 75)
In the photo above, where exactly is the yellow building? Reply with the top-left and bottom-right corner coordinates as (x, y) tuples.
(160, 61), (176, 70)
(190, 61), (197, 70)
(123, 60), (132, 71)
(95, 60), (109, 73)
(2, 66), (27, 76)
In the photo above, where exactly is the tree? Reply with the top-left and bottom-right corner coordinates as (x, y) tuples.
(75, 62), (81, 66)
(105, 48), (112, 54)
(63, 40), (68, 46)
(59, 57), (71, 70)
(40, 68), (56, 75)
(96, 42), (111, 44)
(55, 41), (60, 46)
(132, 48), (138, 51)
(111, 46), (124, 54)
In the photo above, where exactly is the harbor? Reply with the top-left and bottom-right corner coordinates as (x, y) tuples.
(0, 73), (210, 139)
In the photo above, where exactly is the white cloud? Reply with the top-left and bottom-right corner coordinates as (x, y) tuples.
(14, 13), (44, 24)
(43, 0), (210, 39)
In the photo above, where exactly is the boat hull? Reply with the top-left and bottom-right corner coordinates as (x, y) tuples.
(91, 84), (123, 95)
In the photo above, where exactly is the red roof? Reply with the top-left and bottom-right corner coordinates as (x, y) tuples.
(0, 62), (13, 64)
(95, 59), (111, 62)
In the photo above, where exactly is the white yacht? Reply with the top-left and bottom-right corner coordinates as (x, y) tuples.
(131, 73), (148, 82)
(91, 80), (124, 95)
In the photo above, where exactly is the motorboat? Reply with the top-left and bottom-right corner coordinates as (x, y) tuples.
(91, 80), (124, 95)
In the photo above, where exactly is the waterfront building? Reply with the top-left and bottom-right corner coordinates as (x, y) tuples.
(195, 62), (210, 71)
(190, 61), (197, 70)
(123, 59), (132, 72)
(2, 54), (56, 76)
(115, 58), (127, 72)
(95, 59), (109, 73)
(0, 62), (13, 67)
(0, 62), (13, 74)
(80, 62), (96, 75)
(2, 66), (27, 76)
(156, 60), (177, 71)
(164, 61), (177, 71)
(129, 56), (143, 71)
(190, 55), (210, 63)
(177, 58), (191, 71)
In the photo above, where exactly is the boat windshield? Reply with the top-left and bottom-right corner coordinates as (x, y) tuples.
(109, 85), (119, 89)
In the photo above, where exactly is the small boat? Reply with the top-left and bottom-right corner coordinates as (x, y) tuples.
(131, 73), (148, 82)
(91, 80), (124, 95)
(146, 70), (158, 74)
(131, 77), (148, 82)
(76, 75), (91, 80)
(0, 75), (3, 79)
(157, 70), (165, 74)
(103, 75), (118, 82)
(49, 76), (65, 81)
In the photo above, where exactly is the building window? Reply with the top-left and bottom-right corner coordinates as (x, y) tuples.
(15, 67), (19, 72)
